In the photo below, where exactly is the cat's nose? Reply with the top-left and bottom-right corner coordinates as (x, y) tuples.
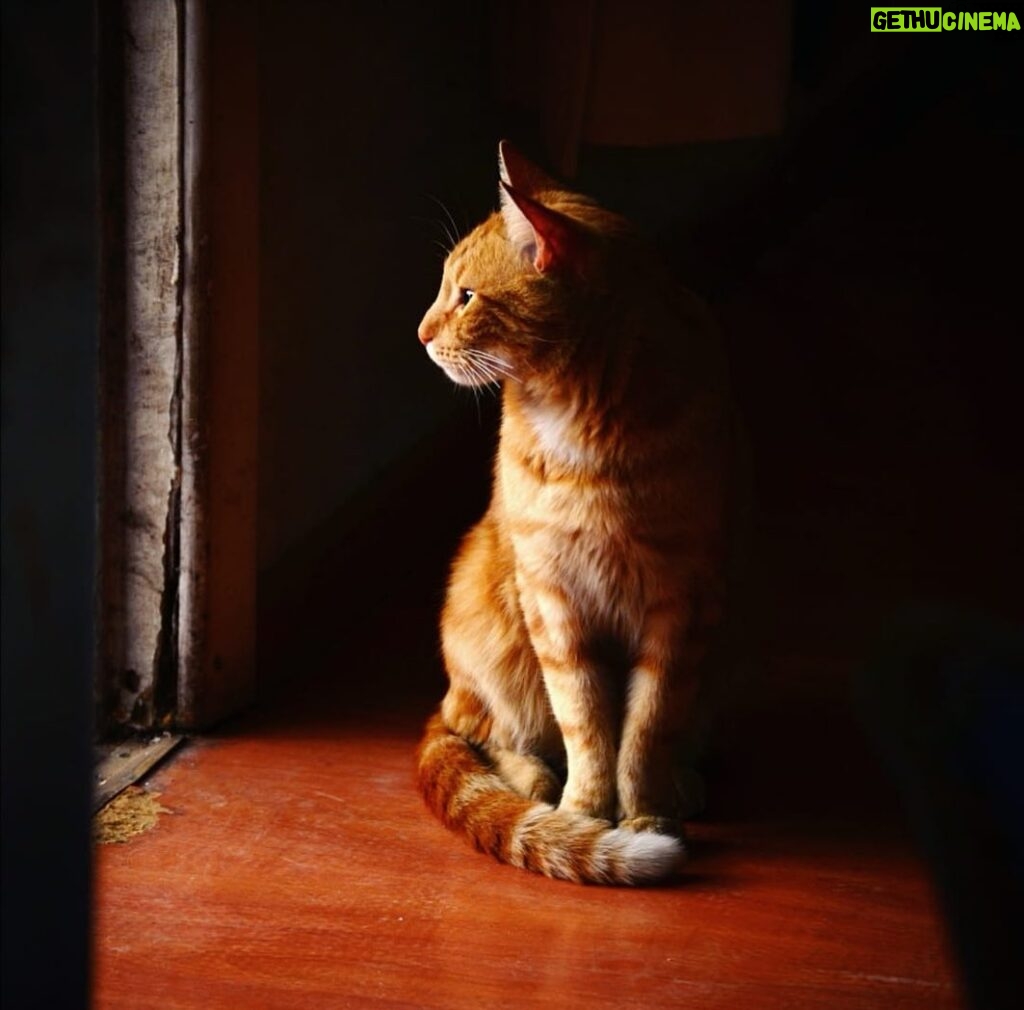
(417, 323), (434, 346)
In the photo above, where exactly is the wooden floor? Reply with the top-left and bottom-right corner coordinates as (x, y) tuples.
(92, 693), (961, 1009)
(92, 547), (966, 1010)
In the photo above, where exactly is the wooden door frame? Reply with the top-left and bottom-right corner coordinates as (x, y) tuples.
(97, 0), (258, 734)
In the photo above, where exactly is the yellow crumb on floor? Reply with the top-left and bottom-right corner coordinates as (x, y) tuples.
(93, 785), (172, 844)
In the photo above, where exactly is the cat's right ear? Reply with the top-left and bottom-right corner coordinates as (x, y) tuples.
(500, 181), (582, 275)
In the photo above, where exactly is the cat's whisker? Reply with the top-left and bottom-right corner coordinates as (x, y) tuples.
(469, 375), (482, 416)
(478, 370), (503, 393)
(470, 349), (516, 371)
(425, 194), (462, 251)
(466, 349), (519, 384)
(463, 351), (507, 385)
(459, 358), (499, 415)
(452, 359), (476, 393)
(413, 214), (456, 255)
(464, 349), (495, 369)
(440, 202), (462, 249)
(467, 348), (502, 363)
(481, 364), (516, 384)
(458, 356), (485, 386)
(476, 372), (500, 398)
(461, 354), (503, 391)
(438, 228), (456, 253)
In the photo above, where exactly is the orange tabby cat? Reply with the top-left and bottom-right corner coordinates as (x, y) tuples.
(415, 141), (741, 884)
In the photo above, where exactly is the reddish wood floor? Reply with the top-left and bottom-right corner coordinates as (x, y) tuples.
(92, 711), (961, 1009)
(93, 565), (966, 1010)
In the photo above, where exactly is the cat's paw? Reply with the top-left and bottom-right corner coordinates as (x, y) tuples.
(524, 766), (562, 803)
(558, 781), (617, 822)
(490, 749), (562, 804)
(618, 815), (682, 838)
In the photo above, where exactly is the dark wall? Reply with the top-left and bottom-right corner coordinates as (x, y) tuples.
(1, 2), (96, 1008)
(258, 0), (500, 570)
(574, 12), (1023, 632)
(257, 2), (1021, 670)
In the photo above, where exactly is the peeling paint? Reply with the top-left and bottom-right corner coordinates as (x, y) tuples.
(99, 0), (183, 732)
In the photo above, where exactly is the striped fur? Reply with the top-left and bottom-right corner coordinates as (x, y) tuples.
(417, 714), (682, 885)
(415, 142), (741, 885)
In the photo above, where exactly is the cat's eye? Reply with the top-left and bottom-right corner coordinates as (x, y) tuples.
(459, 288), (475, 306)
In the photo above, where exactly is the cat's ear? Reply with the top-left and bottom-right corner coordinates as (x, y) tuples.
(498, 140), (560, 198)
(500, 181), (582, 274)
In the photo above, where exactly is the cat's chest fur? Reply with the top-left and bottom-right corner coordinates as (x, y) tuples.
(500, 396), (652, 632)
(518, 397), (595, 470)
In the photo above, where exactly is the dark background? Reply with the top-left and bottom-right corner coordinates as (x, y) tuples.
(2, 3), (1020, 1008)
(3, 2), (97, 1008)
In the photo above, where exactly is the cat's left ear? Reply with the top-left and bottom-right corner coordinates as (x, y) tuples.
(500, 181), (583, 274)
(498, 140), (560, 198)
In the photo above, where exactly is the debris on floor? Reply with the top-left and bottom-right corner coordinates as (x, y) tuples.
(93, 786), (172, 844)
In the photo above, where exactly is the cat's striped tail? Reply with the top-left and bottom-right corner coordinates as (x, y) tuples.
(415, 713), (684, 885)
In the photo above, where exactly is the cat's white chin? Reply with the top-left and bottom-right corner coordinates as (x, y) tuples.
(426, 343), (495, 388)
(436, 361), (482, 388)
(447, 369), (492, 388)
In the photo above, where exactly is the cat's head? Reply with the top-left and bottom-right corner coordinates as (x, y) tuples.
(417, 141), (630, 389)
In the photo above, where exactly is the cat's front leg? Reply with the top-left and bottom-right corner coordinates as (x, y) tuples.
(617, 608), (702, 834)
(518, 580), (618, 821)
